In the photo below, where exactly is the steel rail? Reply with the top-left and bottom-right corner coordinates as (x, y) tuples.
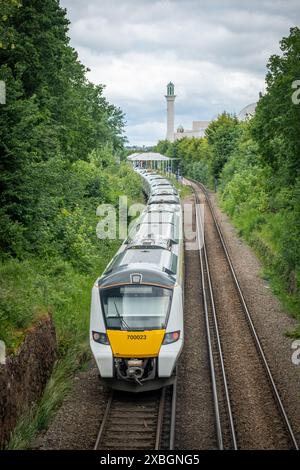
(191, 178), (299, 450)
(194, 193), (223, 449)
(169, 374), (177, 450)
(194, 189), (237, 449)
(94, 392), (114, 450)
(155, 387), (166, 449)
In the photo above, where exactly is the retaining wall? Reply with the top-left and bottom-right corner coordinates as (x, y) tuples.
(0, 315), (56, 448)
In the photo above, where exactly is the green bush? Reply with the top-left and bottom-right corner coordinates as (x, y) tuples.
(156, 28), (300, 335)
(0, 154), (143, 352)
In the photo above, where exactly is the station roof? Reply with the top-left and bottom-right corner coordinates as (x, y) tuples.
(127, 152), (171, 162)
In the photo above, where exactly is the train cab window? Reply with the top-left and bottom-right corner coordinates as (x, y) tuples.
(101, 285), (173, 330)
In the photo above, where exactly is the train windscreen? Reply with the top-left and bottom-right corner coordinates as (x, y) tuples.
(101, 285), (173, 330)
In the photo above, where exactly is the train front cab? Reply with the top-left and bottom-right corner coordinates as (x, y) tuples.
(90, 273), (183, 392)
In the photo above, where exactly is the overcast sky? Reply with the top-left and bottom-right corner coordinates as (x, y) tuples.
(60, 0), (300, 146)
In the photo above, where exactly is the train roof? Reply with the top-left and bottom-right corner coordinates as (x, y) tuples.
(150, 188), (178, 196)
(148, 195), (180, 205)
(98, 265), (176, 288)
(150, 179), (170, 185)
(139, 211), (178, 225)
(146, 175), (163, 181)
(128, 222), (179, 244)
(99, 247), (178, 288)
(147, 203), (181, 213)
(97, 172), (182, 288)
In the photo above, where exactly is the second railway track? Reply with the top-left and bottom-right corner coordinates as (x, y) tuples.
(190, 178), (298, 450)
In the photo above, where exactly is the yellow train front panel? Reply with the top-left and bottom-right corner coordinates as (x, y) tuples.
(107, 330), (165, 358)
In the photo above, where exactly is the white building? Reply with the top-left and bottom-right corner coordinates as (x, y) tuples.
(165, 82), (210, 141)
(237, 102), (257, 121)
(164, 82), (257, 142)
(174, 120), (210, 140)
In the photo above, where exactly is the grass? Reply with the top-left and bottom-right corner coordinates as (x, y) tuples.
(176, 181), (194, 199)
(0, 162), (144, 449)
(260, 266), (300, 338)
(8, 349), (85, 449)
(3, 239), (121, 449)
(0, 241), (120, 355)
(218, 193), (300, 338)
(166, 174), (193, 199)
(0, 259), (47, 352)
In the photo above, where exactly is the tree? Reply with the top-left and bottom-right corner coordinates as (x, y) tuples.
(0, 0), (126, 255)
(155, 140), (172, 155)
(205, 112), (240, 178)
(251, 27), (300, 185)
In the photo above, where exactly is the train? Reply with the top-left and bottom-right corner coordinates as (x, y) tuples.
(90, 168), (184, 392)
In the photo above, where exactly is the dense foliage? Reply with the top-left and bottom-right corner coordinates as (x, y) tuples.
(156, 134), (213, 186)
(0, 0), (127, 257)
(0, 1), (143, 351)
(0, 2), (144, 445)
(156, 27), (300, 333)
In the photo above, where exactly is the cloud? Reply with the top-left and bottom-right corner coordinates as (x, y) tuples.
(80, 48), (264, 126)
(126, 121), (166, 147)
(61, 0), (300, 145)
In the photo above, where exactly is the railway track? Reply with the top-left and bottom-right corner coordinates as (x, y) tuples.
(190, 178), (298, 450)
(94, 377), (177, 450)
(193, 183), (237, 450)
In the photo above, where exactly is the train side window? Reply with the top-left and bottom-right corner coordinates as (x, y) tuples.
(171, 254), (178, 274)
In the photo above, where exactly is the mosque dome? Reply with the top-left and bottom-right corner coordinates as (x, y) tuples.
(238, 102), (257, 121)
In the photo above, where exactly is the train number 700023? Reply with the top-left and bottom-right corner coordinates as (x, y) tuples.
(127, 334), (147, 340)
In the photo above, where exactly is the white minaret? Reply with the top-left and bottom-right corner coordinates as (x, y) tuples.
(165, 82), (176, 142)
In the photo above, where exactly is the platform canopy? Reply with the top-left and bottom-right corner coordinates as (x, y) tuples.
(127, 152), (175, 170)
(127, 152), (142, 160)
(127, 152), (171, 162)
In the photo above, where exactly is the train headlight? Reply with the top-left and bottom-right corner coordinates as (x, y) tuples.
(92, 331), (110, 345)
(162, 331), (180, 345)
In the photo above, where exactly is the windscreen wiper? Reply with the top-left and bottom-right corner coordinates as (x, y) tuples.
(114, 301), (130, 330)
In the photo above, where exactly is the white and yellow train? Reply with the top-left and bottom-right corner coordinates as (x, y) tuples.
(90, 169), (184, 392)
